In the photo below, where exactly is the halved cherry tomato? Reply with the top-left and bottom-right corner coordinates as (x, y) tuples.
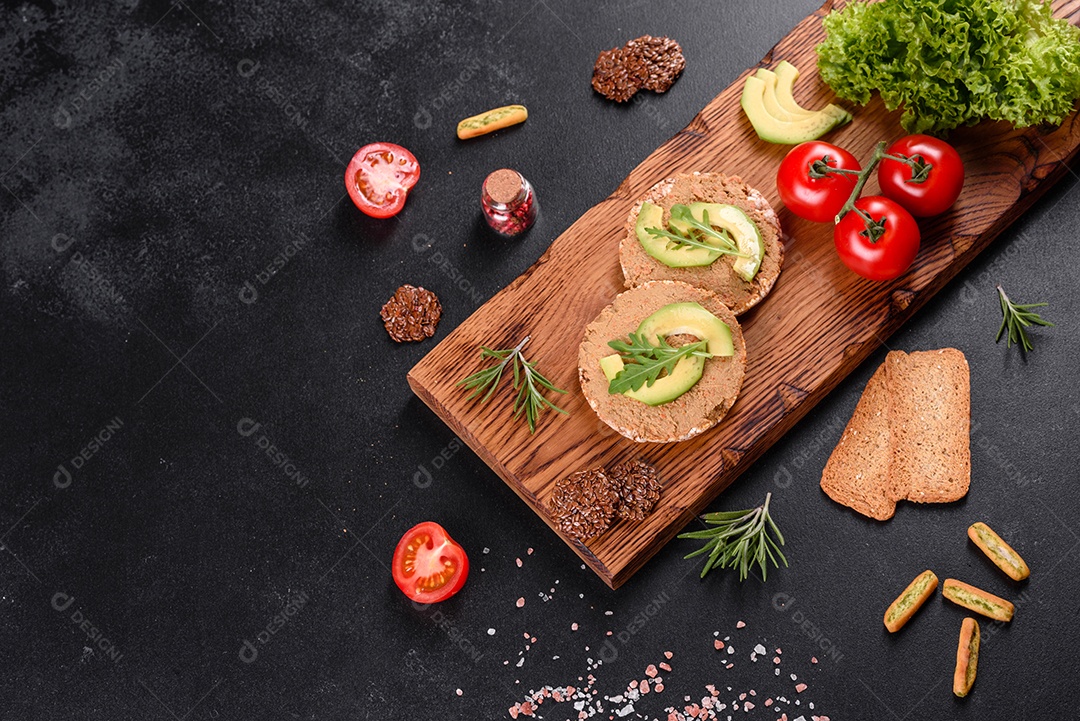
(345, 142), (420, 218)
(392, 521), (468, 603)
(878, 135), (964, 217)
(776, 141), (862, 223)
(834, 196), (920, 281)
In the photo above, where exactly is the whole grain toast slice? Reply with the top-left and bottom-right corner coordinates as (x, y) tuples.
(885, 348), (971, 504)
(820, 364), (896, 520)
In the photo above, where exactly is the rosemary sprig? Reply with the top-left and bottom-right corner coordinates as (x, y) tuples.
(646, 205), (748, 257)
(996, 285), (1054, 352)
(607, 332), (712, 395)
(678, 492), (788, 582)
(457, 336), (568, 433)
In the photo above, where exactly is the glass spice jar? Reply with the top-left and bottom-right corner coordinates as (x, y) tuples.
(481, 168), (537, 237)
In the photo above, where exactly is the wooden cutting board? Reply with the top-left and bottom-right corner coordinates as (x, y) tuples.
(408, 0), (1080, 588)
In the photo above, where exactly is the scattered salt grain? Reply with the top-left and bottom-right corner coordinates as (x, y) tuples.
(571, 623), (579, 631)
(714, 640), (724, 650)
(516, 558), (523, 567)
(488, 628), (496, 635)
(516, 597), (525, 608)
(455, 689), (462, 696)
(796, 683), (807, 693)
(483, 547), (490, 554)
(754, 644), (767, 656)
(664, 651), (673, 659)
(736, 621), (746, 629)
(645, 664), (658, 678)
(527, 548), (534, 555)
(811, 657), (818, 664)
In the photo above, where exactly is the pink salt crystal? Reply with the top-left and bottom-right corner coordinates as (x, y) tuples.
(516, 558), (523, 567)
(739, 693), (746, 701)
(509, 706), (520, 719)
(641, 680), (650, 694)
(516, 597), (525, 608)
(776, 648), (782, 654)
(523, 632), (530, 639)
(796, 683), (807, 693)
(726, 663), (733, 669)
(455, 689), (462, 696)
(660, 662), (672, 671)
(773, 657), (781, 664)
(571, 623), (578, 631)
(645, 664), (658, 678)
(811, 657), (818, 664)
(531, 637), (537, 643)
(765, 699), (773, 707)
(664, 651), (673, 659)
(714, 640), (724, 650)
(606, 631), (612, 636)
(736, 621), (746, 628)
(655, 683), (664, 693)
(528, 548), (534, 555)
(566, 686), (576, 695)
(744, 702), (755, 711)
(749, 690), (756, 696)
(630, 680), (638, 689)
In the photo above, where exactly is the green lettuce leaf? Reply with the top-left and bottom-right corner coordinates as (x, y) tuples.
(816, 0), (1080, 134)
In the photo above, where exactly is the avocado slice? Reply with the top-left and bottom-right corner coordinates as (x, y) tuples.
(740, 75), (851, 144)
(683, 203), (763, 283)
(755, 68), (816, 121)
(635, 202), (721, 268)
(635, 202), (763, 279)
(600, 302), (734, 406)
(772, 61), (813, 117)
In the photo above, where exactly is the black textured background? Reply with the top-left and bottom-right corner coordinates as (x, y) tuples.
(2, 1), (1078, 718)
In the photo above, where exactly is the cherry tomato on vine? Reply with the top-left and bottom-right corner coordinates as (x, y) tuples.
(392, 521), (468, 603)
(834, 196), (920, 281)
(345, 142), (420, 218)
(776, 141), (862, 223)
(878, 135), (964, 217)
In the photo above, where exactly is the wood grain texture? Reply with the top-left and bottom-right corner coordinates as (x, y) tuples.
(408, 0), (1080, 588)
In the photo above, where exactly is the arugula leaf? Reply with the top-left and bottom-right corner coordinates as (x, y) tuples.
(816, 0), (1080, 134)
(607, 332), (712, 394)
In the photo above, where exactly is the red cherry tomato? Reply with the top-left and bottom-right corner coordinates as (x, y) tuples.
(878, 135), (964, 217)
(345, 142), (420, 218)
(776, 141), (862, 223)
(392, 521), (468, 603)
(834, 196), (920, 281)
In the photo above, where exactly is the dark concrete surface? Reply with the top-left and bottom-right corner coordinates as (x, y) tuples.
(2, 1), (1078, 718)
